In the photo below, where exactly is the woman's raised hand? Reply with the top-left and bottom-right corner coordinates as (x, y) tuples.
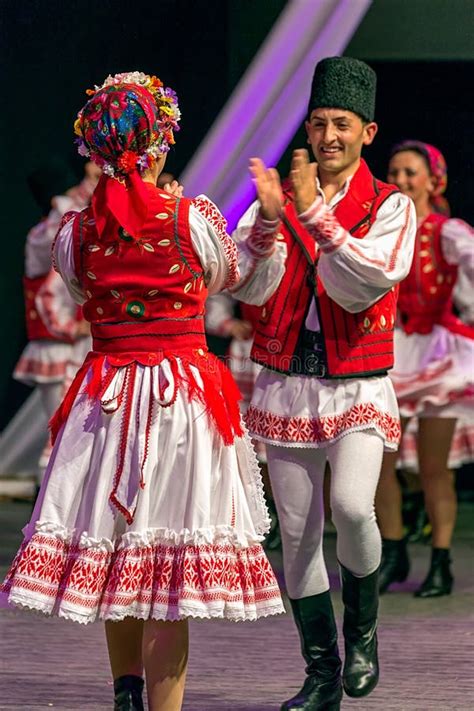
(249, 158), (283, 222)
(163, 180), (184, 198)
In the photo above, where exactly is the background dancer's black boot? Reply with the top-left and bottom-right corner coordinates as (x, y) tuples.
(264, 497), (282, 551)
(403, 491), (431, 543)
(379, 538), (410, 593)
(414, 547), (453, 598)
(340, 565), (379, 698)
(113, 675), (145, 711)
(281, 591), (342, 711)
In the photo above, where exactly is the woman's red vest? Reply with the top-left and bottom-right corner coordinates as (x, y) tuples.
(251, 160), (400, 378)
(72, 184), (208, 356)
(50, 184), (244, 523)
(397, 213), (460, 335)
(50, 184), (243, 457)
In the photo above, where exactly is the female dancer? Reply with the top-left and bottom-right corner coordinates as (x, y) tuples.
(14, 160), (98, 488)
(376, 140), (474, 597)
(1, 71), (283, 710)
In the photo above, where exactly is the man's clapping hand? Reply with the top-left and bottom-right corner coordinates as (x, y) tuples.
(290, 149), (318, 214)
(249, 158), (283, 221)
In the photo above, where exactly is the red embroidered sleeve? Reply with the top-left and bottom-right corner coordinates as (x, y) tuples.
(298, 198), (347, 254)
(192, 196), (239, 288)
(51, 211), (78, 273)
(246, 212), (280, 258)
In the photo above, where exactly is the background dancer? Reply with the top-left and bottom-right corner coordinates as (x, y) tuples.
(231, 56), (416, 710)
(205, 294), (282, 550)
(13, 159), (98, 490)
(1, 71), (283, 711)
(376, 141), (474, 598)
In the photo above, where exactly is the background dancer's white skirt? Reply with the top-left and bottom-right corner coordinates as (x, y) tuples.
(391, 326), (474, 418)
(14, 341), (73, 385)
(398, 417), (474, 472)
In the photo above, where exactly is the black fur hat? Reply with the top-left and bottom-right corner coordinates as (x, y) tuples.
(308, 56), (376, 122)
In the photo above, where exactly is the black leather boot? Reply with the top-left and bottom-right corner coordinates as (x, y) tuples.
(281, 591), (342, 711)
(113, 675), (145, 711)
(404, 492), (431, 543)
(264, 497), (282, 551)
(379, 538), (410, 594)
(414, 547), (453, 598)
(340, 564), (379, 698)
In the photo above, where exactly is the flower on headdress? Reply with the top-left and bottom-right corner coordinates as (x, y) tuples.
(102, 163), (115, 177)
(158, 105), (174, 118)
(149, 76), (164, 92)
(74, 117), (83, 137)
(77, 141), (90, 157)
(117, 150), (139, 174)
(137, 153), (153, 171)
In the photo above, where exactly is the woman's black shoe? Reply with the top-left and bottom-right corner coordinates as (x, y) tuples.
(281, 591), (342, 710)
(403, 492), (431, 543)
(414, 548), (453, 598)
(379, 538), (410, 594)
(113, 675), (145, 711)
(340, 564), (379, 699)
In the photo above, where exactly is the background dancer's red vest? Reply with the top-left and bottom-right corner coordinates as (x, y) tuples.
(251, 160), (401, 378)
(23, 273), (82, 343)
(397, 213), (459, 335)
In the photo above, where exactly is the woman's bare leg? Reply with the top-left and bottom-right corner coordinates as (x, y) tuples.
(143, 619), (189, 711)
(417, 417), (457, 549)
(375, 418), (410, 539)
(105, 617), (144, 678)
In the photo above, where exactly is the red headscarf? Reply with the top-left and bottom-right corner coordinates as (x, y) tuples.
(75, 74), (180, 238)
(391, 140), (450, 216)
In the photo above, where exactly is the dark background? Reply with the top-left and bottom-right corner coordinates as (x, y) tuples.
(1, 0), (472, 425)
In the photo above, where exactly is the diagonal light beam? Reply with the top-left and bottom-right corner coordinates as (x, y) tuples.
(181, 0), (372, 230)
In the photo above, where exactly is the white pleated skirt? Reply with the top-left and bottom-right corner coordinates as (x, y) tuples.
(391, 326), (474, 418)
(246, 368), (401, 450)
(1, 357), (284, 624)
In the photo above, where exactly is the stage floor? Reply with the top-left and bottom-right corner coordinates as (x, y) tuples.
(1, 500), (473, 710)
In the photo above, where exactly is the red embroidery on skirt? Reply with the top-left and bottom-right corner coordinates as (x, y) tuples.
(246, 402), (401, 445)
(1, 533), (281, 618)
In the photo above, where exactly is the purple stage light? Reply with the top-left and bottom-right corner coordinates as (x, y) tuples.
(181, 0), (372, 231)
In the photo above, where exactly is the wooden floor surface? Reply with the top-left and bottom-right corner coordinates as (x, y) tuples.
(1, 501), (473, 710)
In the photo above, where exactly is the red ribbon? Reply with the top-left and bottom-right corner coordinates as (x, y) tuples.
(92, 171), (150, 240)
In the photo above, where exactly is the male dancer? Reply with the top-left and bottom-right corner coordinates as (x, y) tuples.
(231, 57), (416, 709)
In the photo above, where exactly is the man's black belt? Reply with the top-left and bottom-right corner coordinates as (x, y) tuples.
(289, 328), (328, 377)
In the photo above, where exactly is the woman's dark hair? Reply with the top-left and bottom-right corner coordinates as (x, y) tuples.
(390, 142), (432, 174)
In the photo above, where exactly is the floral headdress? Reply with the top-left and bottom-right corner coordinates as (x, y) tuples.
(74, 71), (180, 179)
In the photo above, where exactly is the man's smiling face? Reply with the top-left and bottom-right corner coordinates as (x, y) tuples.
(305, 108), (377, 176)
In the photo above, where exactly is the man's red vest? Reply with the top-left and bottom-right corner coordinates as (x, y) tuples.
(397, 213), (459, 335)
(251, 160), (400, 378)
